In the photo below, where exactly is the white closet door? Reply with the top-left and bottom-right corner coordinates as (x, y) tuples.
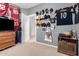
(21, 13), (29, 42)
(29, 14), (36, 42)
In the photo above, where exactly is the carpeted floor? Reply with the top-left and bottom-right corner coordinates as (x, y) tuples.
(0, 42), (67, 56)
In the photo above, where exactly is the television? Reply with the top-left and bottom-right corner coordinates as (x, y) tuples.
(0, 18), (14, 31)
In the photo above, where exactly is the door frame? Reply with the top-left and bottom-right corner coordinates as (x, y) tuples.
(21, 13), (30, 43)
(28, 14), (36, 42)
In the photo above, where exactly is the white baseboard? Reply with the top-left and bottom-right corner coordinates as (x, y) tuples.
(24, 40), (58, 48)
(35, 41), (58, 48)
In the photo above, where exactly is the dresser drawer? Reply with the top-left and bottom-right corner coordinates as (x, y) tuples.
(0, 32), (15, 37)
(66, 42), (76, 55)
(0, 38), (15, 44)
(0, 41), (15, 50)
(0, 35), (15, 40)
(0, 36), (15, 40)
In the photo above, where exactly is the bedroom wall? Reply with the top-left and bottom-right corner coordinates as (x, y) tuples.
(26, 3), (76, 46)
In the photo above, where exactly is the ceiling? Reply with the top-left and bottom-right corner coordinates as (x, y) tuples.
(12, 3), (40, 9)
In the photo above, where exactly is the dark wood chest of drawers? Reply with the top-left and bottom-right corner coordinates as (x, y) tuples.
(58, 34), (78, 56)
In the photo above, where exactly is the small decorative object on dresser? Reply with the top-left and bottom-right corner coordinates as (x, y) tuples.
(0, 31), (16, 50)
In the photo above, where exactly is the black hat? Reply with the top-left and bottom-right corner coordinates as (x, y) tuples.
(44, 15), (48, 19)
(39, 11), (41, 15)
(45, 8), (49, 13)
(47, 15), (50, 18)
(47, 22), (51, 27)
(42, 9), (45, 14)
(50, 8), (53, 13)
(36, 12), (38, 16)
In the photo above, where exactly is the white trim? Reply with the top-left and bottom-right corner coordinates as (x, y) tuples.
(21, 13), (28, 43)
(35, 41), (58, 48)
(28, 14), (36, 42)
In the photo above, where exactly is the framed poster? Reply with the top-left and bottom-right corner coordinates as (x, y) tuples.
(10, 5), (21, 30)
(0, 3), (9, 16)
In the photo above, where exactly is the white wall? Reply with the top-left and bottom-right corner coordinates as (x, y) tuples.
(21, 8), (29, 15)
(27, 3), (75, 15)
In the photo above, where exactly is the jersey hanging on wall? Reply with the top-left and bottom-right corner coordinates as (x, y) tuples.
(56, 8), (73, 25)
(74, 3), (79, 24)
(10, 5), (21, 31)
(75, 12), (79, 24)
(0, 3), (9, 16)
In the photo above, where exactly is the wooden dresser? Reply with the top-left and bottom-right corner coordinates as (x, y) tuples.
(58, 34), (78, 56)
(0, 31), (16, 50)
